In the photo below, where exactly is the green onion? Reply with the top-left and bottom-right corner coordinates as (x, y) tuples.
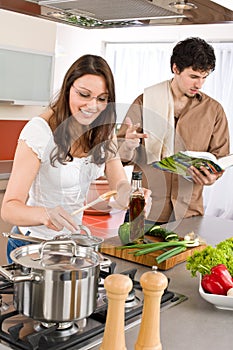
(117, 242), (159, 250)
(118, 240), (194, 252)
(133, 241), (189, 256)
(156, 246), (187, 264)
(117, 239), (199, 264)
(133, 244), (170, 256)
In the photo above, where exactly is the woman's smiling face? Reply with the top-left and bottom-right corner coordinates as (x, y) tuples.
(69, 74), (109, 126)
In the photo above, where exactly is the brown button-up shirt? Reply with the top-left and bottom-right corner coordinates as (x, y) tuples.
(117, 84), (230, 223)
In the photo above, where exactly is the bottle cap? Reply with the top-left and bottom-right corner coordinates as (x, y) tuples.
(132, 171), (142, 180)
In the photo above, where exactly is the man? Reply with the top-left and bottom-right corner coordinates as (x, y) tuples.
(117, 37), (229, 224)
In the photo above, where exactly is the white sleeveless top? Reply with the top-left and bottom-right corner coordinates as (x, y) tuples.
(19, 116), (105, 239)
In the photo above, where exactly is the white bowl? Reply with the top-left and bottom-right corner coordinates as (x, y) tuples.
(199, 275), (233, 311)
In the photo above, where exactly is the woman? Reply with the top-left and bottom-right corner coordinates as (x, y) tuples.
(1, 54), (151, 262)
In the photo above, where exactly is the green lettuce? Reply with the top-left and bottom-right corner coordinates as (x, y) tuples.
(186, 237), (233, 277)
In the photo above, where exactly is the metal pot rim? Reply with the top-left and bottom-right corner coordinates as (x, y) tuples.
(68, 234), (104, 247)
(10, 241), (100, 271)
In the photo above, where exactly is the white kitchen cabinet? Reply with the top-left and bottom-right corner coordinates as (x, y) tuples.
(0, 47), (54, 106)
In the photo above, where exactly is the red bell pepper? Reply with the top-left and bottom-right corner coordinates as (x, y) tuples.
(201, 274), (226, 295)
(201, 264), (233, 295)
(210, 264), (233, 292)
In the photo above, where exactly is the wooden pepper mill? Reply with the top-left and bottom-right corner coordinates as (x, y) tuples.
(135, 267), (168, 350)
(99, 273), (133, 350)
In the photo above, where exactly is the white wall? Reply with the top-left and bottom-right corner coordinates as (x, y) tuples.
(96, 22), (233, 42)
(54, 20), (233, 93)
(53, 23), (94, 95)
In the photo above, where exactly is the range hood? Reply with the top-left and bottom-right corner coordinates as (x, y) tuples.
(1, 0), (233, 28)
(40, 0), (185, 22)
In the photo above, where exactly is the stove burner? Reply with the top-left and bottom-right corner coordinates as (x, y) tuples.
(35, 318), (88, 335)
(35, 321), (80, 338)
(126, 288), (136, 302)
(125, 289), (141, 308)
(102, 287), (141, 309)
(40, 321), (74, 330)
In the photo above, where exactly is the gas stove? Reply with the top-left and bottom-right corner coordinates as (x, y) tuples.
(0, 261), (187, 350)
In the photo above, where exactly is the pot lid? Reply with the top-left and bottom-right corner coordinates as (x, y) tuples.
(10, 241), (100, 270)
(70, 234), (104, 247)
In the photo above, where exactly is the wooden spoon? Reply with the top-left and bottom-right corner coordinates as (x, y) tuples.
(71, 190), (117, 216)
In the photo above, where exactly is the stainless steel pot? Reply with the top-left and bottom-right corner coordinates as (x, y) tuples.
(0, 240), (102, 322)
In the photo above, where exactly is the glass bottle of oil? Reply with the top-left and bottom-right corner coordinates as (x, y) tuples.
(129, 171), (145, 243)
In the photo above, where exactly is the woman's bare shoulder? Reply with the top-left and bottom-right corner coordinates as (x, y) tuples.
(39, 108), (53, 123)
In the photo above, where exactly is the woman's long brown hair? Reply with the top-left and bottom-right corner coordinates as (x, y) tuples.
(48, 54), (117, 166)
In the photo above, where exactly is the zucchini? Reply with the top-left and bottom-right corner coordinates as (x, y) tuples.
(118, 223), (180, 245)
(144, 224), (179, 242)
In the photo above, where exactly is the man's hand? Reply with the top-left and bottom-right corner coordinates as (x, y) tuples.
(187, 166), (224, 185)
(118, 117), (148, 162)
(124, 117), (148, 151)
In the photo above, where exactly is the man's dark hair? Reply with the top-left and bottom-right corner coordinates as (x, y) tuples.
(170, 37), (216, 73)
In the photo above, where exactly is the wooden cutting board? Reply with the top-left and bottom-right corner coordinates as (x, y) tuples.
(100, 235), (206, 270)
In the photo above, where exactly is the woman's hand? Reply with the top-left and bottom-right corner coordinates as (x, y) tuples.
(109, 184), (152, 219)
(44, 206), (78, 232)
(187, 166), (224, 186)
(109, 181), (131, 210)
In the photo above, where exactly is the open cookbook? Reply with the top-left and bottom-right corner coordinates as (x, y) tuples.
(150, 151), (233, 179)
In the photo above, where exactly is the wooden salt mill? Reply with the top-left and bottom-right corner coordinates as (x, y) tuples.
(135, 267), (168, 350)
(99, 273), (133, 350)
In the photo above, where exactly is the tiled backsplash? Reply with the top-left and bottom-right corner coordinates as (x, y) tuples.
(0, 120), (28, 160)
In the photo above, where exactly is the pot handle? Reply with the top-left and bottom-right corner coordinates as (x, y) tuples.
(0, 265), (41, 283)
(79, 225), (92, 237)
(40, 240), (77, 259)
(99, 254), (112, 269)
(53, 225), (92, 241)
